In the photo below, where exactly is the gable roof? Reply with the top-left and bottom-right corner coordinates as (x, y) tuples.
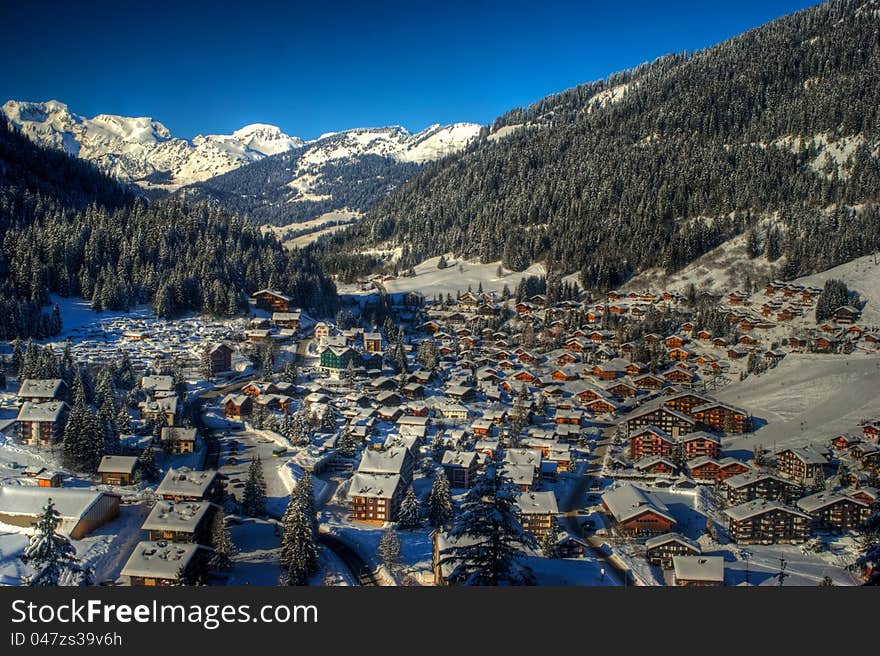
(602, 484), (675, 524)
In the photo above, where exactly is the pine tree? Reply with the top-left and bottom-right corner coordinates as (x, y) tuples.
(438, 453), (538, 585)
(279, 492), (318, 586)
(21, 500), (89, 586)
(540, 516), (560, 558)
(319, 406), (336, 433)
(242, 456), (267, 517)
(62, 393), (105, 473)
(336, 425), (360, 457)
(397, 486), (421, 529)
(137, 442), (160, 483)
(115, 405), (132, 435)
(296, 472), (317, 532)
(199, 348), (215, 380)
(210, 509), (237, 572)
(378, 526), (401, 569)
(282, 360), (299, 384)
(428, 472), (453, 528)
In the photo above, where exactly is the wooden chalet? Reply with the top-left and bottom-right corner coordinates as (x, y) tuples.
(775, 447), (827, 485)
(16, 401), (69, 446)
(722, 472), (802, 505)
(441, 451), (478, 488)
(688, 457), (751, 483)
(629, 426), (676, 461)
(347, 473), (403, 523)
(724, 500), (810, 544)
(516, 491), (559, 539)
(251, 288), (292, 312)
(672, 556), (724, 587)
(602, 484), (676, 536)
(796, 491), (872, 531)
(689, 401), (750, 433)
(645, 532), (700, 569)
(222, 393), (253, 418)
(97, 455), (139, 486)
(122, 541), (206, 587)
(625, 405), (696, 438)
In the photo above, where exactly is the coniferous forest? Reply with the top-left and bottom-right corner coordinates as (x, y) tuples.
(328, 0), (880, 288)
(0, 116), (338, 340)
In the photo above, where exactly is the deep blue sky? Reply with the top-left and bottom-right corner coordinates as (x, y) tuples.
(1, 0), (818, 140)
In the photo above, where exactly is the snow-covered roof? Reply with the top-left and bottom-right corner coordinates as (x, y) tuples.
(16, 401), (68, 423)
(160, 427), (198, 442)
(358, 448), (410, 475)
(441, 450), (477, 468)
(601, 484), (675, 524)
(156, 468), (219, 498)
(17, 378), (65, 399)
(0, 487), (119, 535)
(500, 463), (537, 486)
(516, 491), (558, 515)
(645, 532), (700, 552)
(673, 555), (724, 583)
(121, 541), (202, 580)
(141, 501), (213, 533)
(796, 491), (868, 513)
(347, 473), (401, 500)
(141, 375), (174, 392)
(504, 448), (543, 467)
(97, 455), (139, 474)
(724, 499), (810, 521)
(723, 471), (793, 489)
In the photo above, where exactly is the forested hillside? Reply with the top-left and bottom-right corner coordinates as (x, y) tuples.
(183, 152), (421, 226)
(0, 117), (337, 339)
(335, 0), (880, 289)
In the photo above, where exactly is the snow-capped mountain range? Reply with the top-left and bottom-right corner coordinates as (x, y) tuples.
(1, 99), (481, 193)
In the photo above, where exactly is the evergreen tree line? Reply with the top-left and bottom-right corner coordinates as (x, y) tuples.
(329, 0), (880, 290)
(184, 151), (422, 226)
(0, 116), (339, 339)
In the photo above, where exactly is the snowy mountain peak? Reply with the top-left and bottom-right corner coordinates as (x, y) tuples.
(2, 99), (481, 194)
(1, 99), (304, 191)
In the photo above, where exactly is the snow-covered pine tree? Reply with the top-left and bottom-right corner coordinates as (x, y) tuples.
(210, 509), (237, 572)
(540, 516), (560, 558)
(21, 500), (89, 586)
(439, 452), (538, 585)
(378, 526), (401, 569)
(397, 486), (421, 529)
(428, 472), (453, 528)
(319, 406), (336, 433)
(61, 392), (105, 473)
(199, 347), (215, 380)
(137, 442), (160, 483)
(242, 456), (267, 517)
(279, 493), (318, 586)
(295, 472), (317, 531)
(282, 360), (299, 384)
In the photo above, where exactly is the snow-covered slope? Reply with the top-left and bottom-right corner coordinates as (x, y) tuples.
(304, 123), (481, 166)
(1, 100), (304, 191)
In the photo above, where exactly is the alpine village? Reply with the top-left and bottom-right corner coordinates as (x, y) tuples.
(1, 0), (880, 588)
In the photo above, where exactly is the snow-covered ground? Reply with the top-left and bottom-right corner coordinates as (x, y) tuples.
(0, 502), (150, 586)
(718, 352), (880, 453)
(624, 226), (779, 293)
(793, 253), (880, 325)
(366, 255), (547, 300)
